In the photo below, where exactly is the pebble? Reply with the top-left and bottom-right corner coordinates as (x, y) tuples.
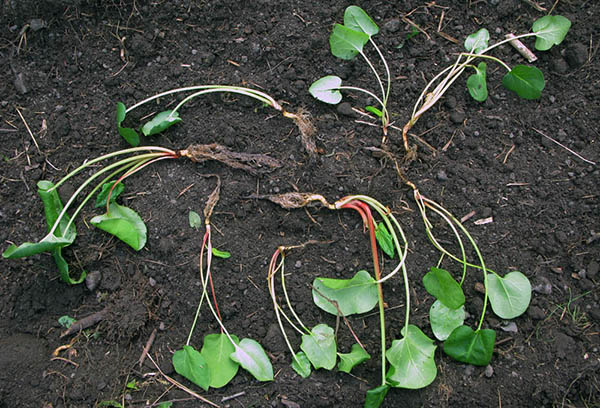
(336, 102), (356, 117)
(527, 305), (545, 320)
(436, 170), (448, 181)
(484, 365), (494, 378)
(13, 73), (28, 94)
(383, 19), (401, 33)
(532, 276), (552, 295)
(294, 260), (302, 268)
(85, 271), (102, 291)
(501, 321), (518, 333)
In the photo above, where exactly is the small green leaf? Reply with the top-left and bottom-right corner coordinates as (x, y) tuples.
(487, 271), (531, 319)
(309, 76), (343, 104)
(58, 315), (76, 328)
(365, 105), (383, 118)
(291, 351), (311, 378)
(312, 270), (378, 316)
(188, 211), (202, 229)
(443, 326), (496, 366)
(37, 180), (76, 242)
(343, 6), (379, 37)
(230, 338), (273, 381)
(53, 246), (86, 285)
(466, 62), (488, 102)
(464, 28), (490, 54)
(329, 23), (370, 60)
(422, 267), (465, 310)
(141, 110), (182, 136)
(90, 203), (147, 251)
(364, 384), (390, 408)
(200, 333), (240, 388)
(157, 402), (173, 408)
(211, 248), (231, 259)
(116, 102), (139, 147)
(386, 325), (437, 389)
(300, 324), (337, 370)
(532, 15), (571, 51)
(173, 345), (211, 391)
(337, 343), (370, 373)
(95, 181), (125, 209)
(375, 222), (394, 258)
(502, 65), (545, 100)
(126, 379), (139, 390)
(429, 300), (465, 341)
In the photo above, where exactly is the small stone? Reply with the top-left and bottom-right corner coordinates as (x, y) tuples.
(13, 73), (28, 94)
(85, 271), (102, 291)
(450, 111), (465, 124)
(527, 305), (545, 320)
(501, 321), (518, 333)
(159, 322), (166, 331)
(148, 277), (157, 287)
(484, 365), (494, 378)
(436, 170), (448, 181)
(336, 102), (356, 117)
(474, 282), (485, 294)
(29, 19), (47, 31)
(294, 260), (302, 268)
(532, 276), (552, 295)
(383, 19), (401, 33)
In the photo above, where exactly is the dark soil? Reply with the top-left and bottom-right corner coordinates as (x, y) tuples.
(1, 1), (599, 407)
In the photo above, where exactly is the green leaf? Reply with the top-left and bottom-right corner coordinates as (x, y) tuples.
(157, 403), (173, 408)
(58, 315), (76, 328)
(53, 246), (86, 284)
(466, 62), (488, 102)
(337, 343), (370, 373)
(211, 248), (231, 259)
(90, 203), (147, 251)
(386, 325), (437, 389)
(487, 271), (531, 319)
(95, 181), (125, 209)
(3, 235), (73, 259)
(309, 76), (343, 104)
(141, 110), (182, 136)
(200, 333), (240, 388)
(172, 345), (211, 391)
(230, 338), (273, 381)
(429, 300), (465, 341)
(422, 267), (465, 310)
(532, 15), (571, 51)
(291, 351), (311, 378)
(464, 28), (490, 53)
(312, 270), (378, 316)
(116, 102), (139, 147)
(188, 210), (202, 229)
(37, 180), (76, 242)
(502, 65), (545, 100)
(364, 385), (390, 408)
(343, 6), (379, 37)
(375, 222), (394, 258)
(365, 106), (383, 118)
(443, 326), (496, 366)
(300, 324), (337, 370)
(329, 23), (370, 60)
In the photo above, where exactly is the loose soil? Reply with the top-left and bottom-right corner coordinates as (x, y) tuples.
(1, 1), (599, 407)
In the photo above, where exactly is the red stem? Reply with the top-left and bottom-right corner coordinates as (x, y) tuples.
(204, 225), (223, 328)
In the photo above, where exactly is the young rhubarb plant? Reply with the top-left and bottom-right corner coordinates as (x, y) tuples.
(402, 15), (571, 153)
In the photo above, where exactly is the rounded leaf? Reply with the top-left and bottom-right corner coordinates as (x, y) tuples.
(291, 351), (311, 378)
(386, 325), (437, 389)
(429, 300), (465, 341)
(230, 338), (273, 382)
(443, 326), (496, 366)
(502, 65), (545, 100)
(309, 76), (343, 104)
(487, 271), (531, 319)
(337, 343), (370, 373)
(343, 6), (379, 37)
(422, 267), (465, 309)
(312, 270), (378, 315)
(464, 28), (490, 53)
(300, 324), (337, 370)
(141, 110), (182, 136)
(329, 24), (369, 60)
(90, 203), (147, 251)
(201, 333), (240, 388)
(532, 15), (571, 51)
(466, 62), (488, 102)
(172, 345), (211, 391)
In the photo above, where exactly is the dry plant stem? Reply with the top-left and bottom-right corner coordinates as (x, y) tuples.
(138, 328), (157, 368)
(60, 308), (108, 338)
(179, 144), (281, 175)
(146, 354), (220, 408)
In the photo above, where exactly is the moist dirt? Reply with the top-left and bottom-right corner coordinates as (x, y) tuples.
(1, 1), (599, 407)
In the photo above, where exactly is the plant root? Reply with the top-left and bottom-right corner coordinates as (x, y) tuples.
(283, 108), (319, 156)
(247, 192), (334, 209)
(60, 308), (108, 338)
(179, 143), (281, 175)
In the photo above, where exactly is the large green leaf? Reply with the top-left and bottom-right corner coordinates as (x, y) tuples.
(300, 324), (337, 370)
(309, 76), (343, 104)
(532, 15), (571, 51)
(502, 65), (545, 100)
(429, 300), (465, 341)
(338, 343), (370, 373)
(200, 333), (239, 388)
(364, 385), (389, 408)
(386, 325), (437, 389)
(229, 338), (273, 382)
(443, 326), (496, 366)
(291, 351), (311, 379)
(90, 203), (147, 250)
(375, 222), (394, 258)
(466, 62), (488, 102)
(116, 102), (139, 147)
(141, 110), (182, 136)
(94, 181), (124, 209)
(343, 6), (379, 37)
(2, 235), (72, 259)
(172, 345), (211, 391)
(487, 272), (531, 319)
(312, 270), (378, 316)
(329, 23), (369, 60)
(422, 267), (465, 310)
(464, 28), (489, 53)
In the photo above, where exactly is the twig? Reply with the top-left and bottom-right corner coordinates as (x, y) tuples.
(60, 308), (108, 338)
(138, 328), (157, 367)
(221, 391), (246, 402)
(16, 107), (40, 153)
(532, 128), (596, 165)
(146, 354), (220, 407)
(506, 34), (537, 62)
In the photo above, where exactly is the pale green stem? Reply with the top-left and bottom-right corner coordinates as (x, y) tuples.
(337, 86), (385, 109)
(368, 38), (391, 127)
(358, 50), (386, 109)
(280, 256), (311, 333)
